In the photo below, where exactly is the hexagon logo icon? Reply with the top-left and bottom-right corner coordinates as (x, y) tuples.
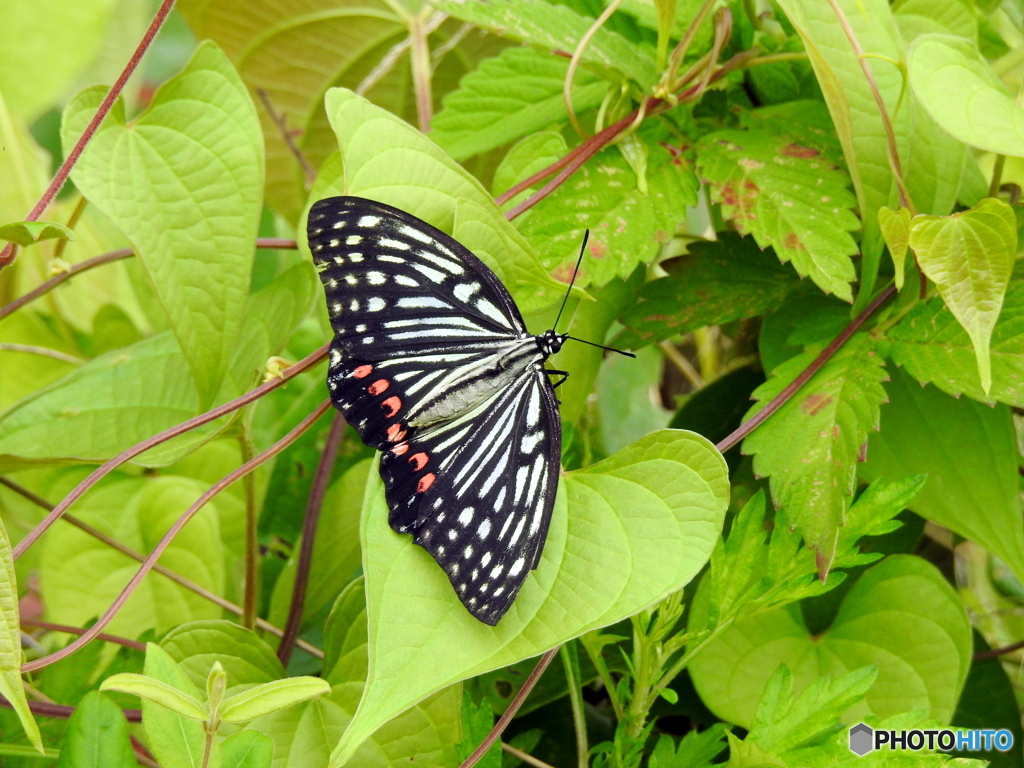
(849, 723), (874, 756)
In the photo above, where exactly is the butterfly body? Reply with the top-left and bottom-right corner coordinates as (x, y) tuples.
(308, 197), (563, 625)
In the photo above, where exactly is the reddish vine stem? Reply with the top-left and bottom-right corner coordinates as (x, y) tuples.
(277, 411), (347, 666)
(974, 638), (1024, 660)
(21, 400), (333, 673)
(11, 343), (328, 561)
(0, 695), (141, 723)
(256, 89), (316, 189)
(0, 0), (177, 270)
(457, 647), (559, 768)
(20, 619), (145, 651)
(715, 285), (897, 453)
(0, 237), (296, 325)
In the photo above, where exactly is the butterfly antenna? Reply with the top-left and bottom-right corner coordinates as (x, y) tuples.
(565, 335), (636, 358)
(552, 230), (589, 333)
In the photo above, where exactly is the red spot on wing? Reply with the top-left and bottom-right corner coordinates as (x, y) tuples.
(409, 452), (429, 471)
(417, 473), (436, 492)
(386, 424), (408, 442)
(391, 443), (409, 456)
(352, 365), (373, 379)
(368, 379), (389, 395)
(381, 396), (402, 417)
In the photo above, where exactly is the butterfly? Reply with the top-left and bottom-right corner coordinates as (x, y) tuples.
(307, 196), (628, 625)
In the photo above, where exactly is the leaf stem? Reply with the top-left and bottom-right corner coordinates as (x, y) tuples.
(278, 411), (346, 667)
(0, 477), (324, 658)
(256, 89), (316, 190)
(11, 343), (328, 561)
(989, 154), (1007, 198)
(20, 400), (333, 673)
(563, 0), (626, 138)
(0, 0), (177, 270)
(715, 284), (896, 453)
(409, 8), (436, 132)
(19, 619), (145, 651)
(239, 428), (259, 630)
(559, 641), (589, 768)
(457, 647), (559, 768)
(501, 743), (558, 768)
(0, 344), (82, 365)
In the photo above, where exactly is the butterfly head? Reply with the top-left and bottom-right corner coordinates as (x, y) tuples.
(536, 329), (568, 359)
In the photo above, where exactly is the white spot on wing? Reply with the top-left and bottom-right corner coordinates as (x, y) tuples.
(346, 235), (362, 245)
(367, 271), (386, 285)
(509, 557), (526, 577)
(477, 520), (491, 538)
(458, 508), (474, 526)
(400, 225), (432, 244)
(368, 298), (386, 312)
(381, 237), (410, 250)
(358, 215), (381, 227)
(454, 282), (480, 302)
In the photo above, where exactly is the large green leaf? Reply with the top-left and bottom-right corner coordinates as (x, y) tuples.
(140, 644), (211, 768)
(514, 134), (698, 290)
(774, 0), (970, 307)
(887, 280), (1024, 406)
(221, 731), (274, 768)
(616, 234), (799, 348)
(743, 334), (888, 571)
(0, 516), (42, 752)
(39, 477), (225, 640)
(316, 88), (566, 307)
(432, 46), (608, 162)
(55, 691), (136, 768)
(269, 460), (369, 629)
(433, 0), (658, 88)
(859, 366), (1024, 583)
(908, 34), (1024, 157)
(689, 555), (971, 729)
(695, 128), (860, 301)
(62, 41), (264, 405)
(908, 198), (1018, 393)
(330, 429), (728, 765)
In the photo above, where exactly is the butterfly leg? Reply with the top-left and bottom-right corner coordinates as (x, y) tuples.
(544, 369), (570, 389)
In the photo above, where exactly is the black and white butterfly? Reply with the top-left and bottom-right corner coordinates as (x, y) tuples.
(308, 197), (624, 625)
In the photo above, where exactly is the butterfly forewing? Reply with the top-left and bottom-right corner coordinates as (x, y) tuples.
(309, 196), (563, 625)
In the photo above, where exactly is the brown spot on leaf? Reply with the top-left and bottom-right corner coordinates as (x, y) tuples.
(589, 239), (608, 259)
(781, 143), (819, 159)
(802, 393), (833, 415)
(783, 232), (805, 250)
(552, 262), (583, 284)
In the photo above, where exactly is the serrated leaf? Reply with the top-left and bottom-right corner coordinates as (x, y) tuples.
(432, 46), (608, 162)
(696, 128), (860, 301)
(315, 88), (567, 307)
(492, 132), (567, 203)
(329, 430), (728, 765)
(455, 696), (500, 768)
(908, 198), (1017, 393)
(0, 517), (42, 753)
(55, 691), (136, 768)
(62, 41), (264, 405)
(433, 0), (658, 88)
(219, 678), (331, 723)
(878, 206), (911, 290)
(0, 220), (75, 247)
(100, 673), (207, 720)
(514, 137), (697, 289)
(616, 233), (799, 348)
(888, 280), (1024, 406)
(689, 555), (972, 730)
(743, 334), (888, 571)
(741, 101), (845, 166)
(138, 644), (210, 768)
(909, 34), (1024, 157)
(859, 366), (1024, 585)
(648, 723), (728, 768)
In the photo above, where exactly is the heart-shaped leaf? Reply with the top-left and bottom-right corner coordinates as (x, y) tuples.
(329, 429), (728, 765)
(688, 555), (971, 729)
(61, 41), (264, 405)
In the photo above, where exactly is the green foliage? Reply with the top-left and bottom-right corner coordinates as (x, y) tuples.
(0, 1), (1020, 767)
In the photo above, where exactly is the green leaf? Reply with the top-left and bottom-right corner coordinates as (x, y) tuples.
(908, 198), (1018, 393)
(887, 279), (1024, 407)
(455, 695), (500, 768)
(492, 132), (568, 205)
(55, 691), (135, 768)
(748, 664), (876, 754)
(894, 0), (976, 43)
(597, 345), (671, 455)
(433, 0), (659, 88)
(329, 429), (728, 765)
(648, 722), (728, 768)
(859, 366), (1024, 584)
(696, 128), (860, 301)
(0, 516), (42, 753)
(432, 46), (608, 162)
(138, 643), (211, 768)
(40, 476), (225, 640)
(775, 0), (970, 309)
(742, 334), (888, 571)
(0, 220), (75, 247)
(908, 34), (1024, 157)
(219, 678), (332, 723)
(689, 555), (972, 729)
(220, 731), (274, 768)
(100, 673), (207, 720)
(160, 620), (285, 698)
(317, 88), (566, 307)
(269, 460), (369, 629)
(877, 206), (911, 290)
(62, 41), (264, 405)
(615, 233), (799, 348)
(514, 135), (697, 291)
